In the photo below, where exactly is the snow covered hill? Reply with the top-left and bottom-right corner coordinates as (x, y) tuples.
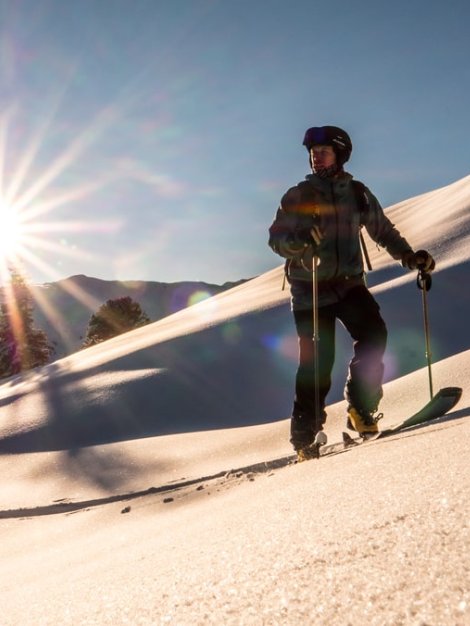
(0, 173), (469, 626)
(1, 174), (469, 453)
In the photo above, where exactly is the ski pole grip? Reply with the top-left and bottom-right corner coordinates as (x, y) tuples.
(415, 250), (436, 272)
(417, 269), (432, 291)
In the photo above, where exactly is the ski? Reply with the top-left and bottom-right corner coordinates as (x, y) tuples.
(296, 386), (462, 462)
(376, 386), (462, 437)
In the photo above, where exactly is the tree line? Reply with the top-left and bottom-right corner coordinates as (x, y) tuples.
(0, 268), (150, 379)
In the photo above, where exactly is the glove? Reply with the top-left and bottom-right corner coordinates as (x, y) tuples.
(415, 249), (435, 272)
(289, 225), (323, 248)
(401, 249), (435, 272)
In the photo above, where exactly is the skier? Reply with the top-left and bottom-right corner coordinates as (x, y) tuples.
(268, 125), (435, 454)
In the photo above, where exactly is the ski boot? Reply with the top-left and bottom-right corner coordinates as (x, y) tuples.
(346, 406), (383, 439)
(296, 431), (328, 462)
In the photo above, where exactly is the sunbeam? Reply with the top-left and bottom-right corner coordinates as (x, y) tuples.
(0, 100), (129, 370)
(8, 247), (102, 311)
(0, 84), (130, 315)
(11, 105), (121, 214)
(19, 177), (116, 223)
(0, 196), (23, 260)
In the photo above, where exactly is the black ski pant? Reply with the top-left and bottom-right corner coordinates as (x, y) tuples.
(291, 285), (387, 446)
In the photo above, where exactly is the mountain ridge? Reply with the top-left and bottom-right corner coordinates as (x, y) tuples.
(2, 273), (247, 359)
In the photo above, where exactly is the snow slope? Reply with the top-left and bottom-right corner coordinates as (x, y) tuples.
(0, 174), (469, 625)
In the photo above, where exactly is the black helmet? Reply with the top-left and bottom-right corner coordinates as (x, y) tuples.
(302, 126), (352, 165)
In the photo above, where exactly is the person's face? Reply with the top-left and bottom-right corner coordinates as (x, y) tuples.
(310, 145), (336, 170)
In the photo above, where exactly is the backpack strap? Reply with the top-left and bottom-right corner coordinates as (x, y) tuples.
(352, 180), (373, 271)
(351, 180), (370, 226)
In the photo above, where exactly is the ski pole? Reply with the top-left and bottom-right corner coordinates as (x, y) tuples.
(417, 266), (433, 400)
(300, 225), (326, 452)
(311, 252), (321, 434)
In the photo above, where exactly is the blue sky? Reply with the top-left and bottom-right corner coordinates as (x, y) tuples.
(1, 0), (469, 285)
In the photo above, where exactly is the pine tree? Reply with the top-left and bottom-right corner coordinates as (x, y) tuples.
(83, 296), (150, 347)
(0, 267), (54, 378)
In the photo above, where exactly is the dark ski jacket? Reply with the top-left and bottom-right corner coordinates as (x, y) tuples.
(268, 172), (413, 309)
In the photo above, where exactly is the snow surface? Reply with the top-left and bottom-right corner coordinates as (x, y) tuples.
(1, 174), (470, 625)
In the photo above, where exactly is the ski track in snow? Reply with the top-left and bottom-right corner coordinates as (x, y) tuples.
(2, 406), (464, 520)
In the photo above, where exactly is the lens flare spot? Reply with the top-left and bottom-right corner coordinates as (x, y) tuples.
(262, 332), (298, 361)
(221, 322), (242, 345)
(188, 290), (212, 307)
(384, 329), (432, 381)
(185, 289), (219, 322)
(383, 352), (399, 382)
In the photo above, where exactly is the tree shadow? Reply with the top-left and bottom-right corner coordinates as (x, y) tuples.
(0, 306), (296, 456)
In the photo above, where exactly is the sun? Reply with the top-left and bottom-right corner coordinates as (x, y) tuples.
(0, 198), (24, 262)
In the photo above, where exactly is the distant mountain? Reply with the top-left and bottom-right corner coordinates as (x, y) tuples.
(20, 274), (246, 359)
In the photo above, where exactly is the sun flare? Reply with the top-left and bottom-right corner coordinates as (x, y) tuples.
(0, 198), (23, 262)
